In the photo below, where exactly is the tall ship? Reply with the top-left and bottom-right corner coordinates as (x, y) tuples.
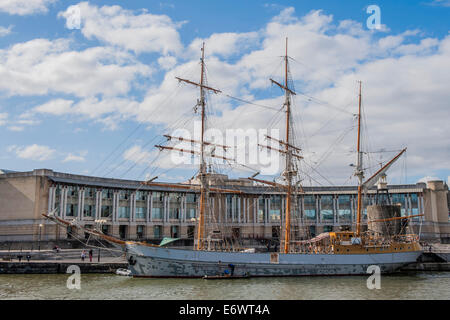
(43, 39), (423, 277)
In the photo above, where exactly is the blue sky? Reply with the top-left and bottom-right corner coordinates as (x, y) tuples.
(0, 0), (449, 186)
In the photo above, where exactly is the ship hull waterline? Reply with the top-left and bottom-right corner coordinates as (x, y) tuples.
(125, 243), (422, 278)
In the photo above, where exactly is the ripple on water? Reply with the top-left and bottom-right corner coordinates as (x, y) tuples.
(0, 272), (449, 300)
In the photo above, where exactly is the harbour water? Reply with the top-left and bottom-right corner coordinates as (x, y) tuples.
(0, 272), (449, 300)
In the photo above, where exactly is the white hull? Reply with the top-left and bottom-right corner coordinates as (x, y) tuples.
(125, 243), (422, 278)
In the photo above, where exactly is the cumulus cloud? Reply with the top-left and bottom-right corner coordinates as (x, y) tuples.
(3, 6), (449, 183)
(0, 0), (56, 16)
(426, 0), (450, 7)
(187, 32), (260, 58)
(8, 144), (56, 161)
(129, 7), (450, 184)
(0, 38), (152, 98)
(123, 145), (154, 165)
(418, 176), (441, 183)
(0, 25), (13, 37)
(58, 2), (184, 54)
(0, 113), (7, 126)
(63, 151), (87, 163)
(32, 99), (74, 115)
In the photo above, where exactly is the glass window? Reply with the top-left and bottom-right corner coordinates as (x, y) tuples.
(171, 226), (179, 238)
(258, 197), (266, 222)
(101, 225), (109, 235)
(101, 205), (112, 217)
(304, 195), (316, 220)
(320, 195), (334, 221)
(169, 193), (181, 220)
(55, 185), (61, 197)
(102, 189), (113, 200)
(67, 186), (78, 197)
(137, 225), (145, 239)
(119, 191), (130, 200)
(410, 193), (419, 215)
(152, 192), (164, 202)
(118, 206), (130, 219)
(391, 193), (406, 216)
(151, 207), (162, 219)
(136, 207), (146, 219)
(83, 204), (95, 217)
(186, 193), (197, 221)
(226, 195), (233, 220)
(186, 208), (196, 220)
(355, 195), (371, 220)
(292, 197), (301, 219)
(186, 193), (197, 203)
(66, 203), (78, 217)
(85, 188), (95, 198)
(338, 195), (352, 221)
(153, 225), (162, 238)
(187, 226), (195, 239)
(136, 191), (146, 201)
(270, 195), (281, 222)
(169, 207), (180, 220)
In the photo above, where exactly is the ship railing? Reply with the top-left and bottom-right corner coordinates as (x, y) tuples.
(288, 241), (334, 254)
(394, 234), (419, 243)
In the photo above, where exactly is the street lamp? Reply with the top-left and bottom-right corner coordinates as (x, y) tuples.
(38, 224), (43, 251)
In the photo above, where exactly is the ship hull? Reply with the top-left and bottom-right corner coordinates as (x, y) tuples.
(126, 243), (422, 278)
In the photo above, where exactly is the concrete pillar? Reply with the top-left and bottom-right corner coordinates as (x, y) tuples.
(333, 195), (337, 225)
(163, 195), (167, 223)
(52, 187), (56, 213)
(351, 195), (355, 223)
(78, 189), (83, 220)
(62, 187), (68, 219)
(218, 196), (221, 223)
(316, 196), (320, 225)
(130, 193), (136, 223)
(407, 194), (412, 215)
(48, 186), (53, 214)
(147, 194), (151, 223)
(181, 195), (186, 222)
(112, 192), (117, 223)
(96, 190), (102, 220)
(224, 197), (228, 223)
(336, 195), (340, 224)
(237, 196), (241, 223)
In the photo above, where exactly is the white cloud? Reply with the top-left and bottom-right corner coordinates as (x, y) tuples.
(123, 145), (154, 165)
(0, 38), (152, 98)
(426, 0), (450, 7)
(129, 7), (450, 183)
(0, 25), (13, 37)
(187, 32), (260, 58)
(0, 113), (7, 126)
(0, 113), (40, 131)
(418, 176), (441, 183)
(63, 151), (87, 163)
(8, 144), (56, 161)
(157, 55), (177, 70)
(59, 2), (184, 55)
(4, 7), (449, 183)
(0, 0), (56, 16)
(32, 99), (74, 115)
(7, 126), (24, 132)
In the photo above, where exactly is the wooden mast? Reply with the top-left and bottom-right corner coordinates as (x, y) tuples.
(197, 42), (207, 251)
(355, 81), (364, 237)
(283, 38), (293, 254)
(266, 38), (297, 254)
(173, 43), (221, 250)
